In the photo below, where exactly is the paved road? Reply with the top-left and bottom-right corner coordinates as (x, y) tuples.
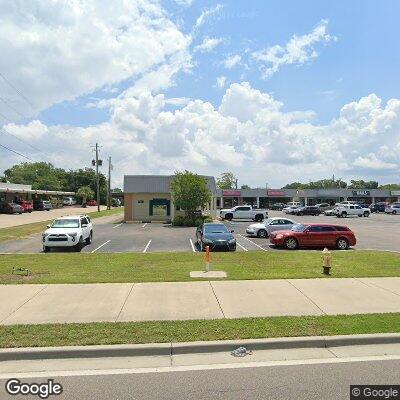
(1, 359), (399, 399)
(0, 210), (399, 253)
(0, 205), (107, 228)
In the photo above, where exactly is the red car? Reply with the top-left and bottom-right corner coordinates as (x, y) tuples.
(269, 223), (356, 250)
(17, 200), (33, 213)
(86, 199), (97, 206)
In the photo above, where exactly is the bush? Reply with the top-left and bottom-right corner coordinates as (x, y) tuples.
(172, 215), (213, 227)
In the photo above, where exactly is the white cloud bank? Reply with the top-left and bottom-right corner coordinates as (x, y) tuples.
(0, 0), (190, 119)
(252, 19), (336, 79)
(2, 83), (399, 187)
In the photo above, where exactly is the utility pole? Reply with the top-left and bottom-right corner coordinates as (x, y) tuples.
(95, 143), (100, 212)
(107, 156), (112, 210)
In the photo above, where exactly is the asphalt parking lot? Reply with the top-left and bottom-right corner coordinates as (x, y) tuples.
(0, 210), (399, 254)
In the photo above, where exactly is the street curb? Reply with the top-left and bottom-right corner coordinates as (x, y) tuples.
(0, 333), (399, 362)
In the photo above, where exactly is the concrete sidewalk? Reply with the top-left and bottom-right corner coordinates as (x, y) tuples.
(1, 277), (400, 325)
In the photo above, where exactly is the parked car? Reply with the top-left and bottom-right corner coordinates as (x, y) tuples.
(246, 217), (296, 238)
(86, 199), (97, 206)
(112, 198), (122, 207)
(293, 206), (321, 216)
(334, 204), (370, 218)
(0, 202), (23, 214)
(369, 202), (389, 213)
(196, 222), (236, 251)
(42, 215), (93, 252)
(324, 209), (335, 216)
(63, 197), (77, 206)
(270, 203), (286, 211)
(385, 204), (400, 214)
(15, 200), (33, 213)
(315, 203), (332, 212)
(220, 205), (268, 222)
(282, 205), (300, 214)
(269, 223), (356, 250)
(33, 200), (53, 211)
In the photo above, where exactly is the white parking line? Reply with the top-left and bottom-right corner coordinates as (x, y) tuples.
(91, 240), (111, 253)
(112, 223), (123, 229)
(142, 223), (147, 228)
(238, 234), (268, 252)
(236, 242), (248, 252)
(143, 240), (152, 253)
(189, 238), (196, 252)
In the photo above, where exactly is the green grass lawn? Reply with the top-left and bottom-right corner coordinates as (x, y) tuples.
(0, 250), (399, 284)
(1, 313), (399, 348)
(0, 207), (123, 242)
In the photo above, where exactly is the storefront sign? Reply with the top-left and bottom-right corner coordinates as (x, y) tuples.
(267, 190), (285, 197)
(352, 190), (370, 196)
(222, 190), (241, 196)
(391, 190), (400, 196)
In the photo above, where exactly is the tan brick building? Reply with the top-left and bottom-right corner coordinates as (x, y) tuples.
(123, 175), (218, 222)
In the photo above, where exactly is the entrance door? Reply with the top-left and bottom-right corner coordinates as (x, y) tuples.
(149, 199), (170, 218)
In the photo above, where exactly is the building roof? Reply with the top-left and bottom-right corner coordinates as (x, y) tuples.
(124, 175), (217, 194)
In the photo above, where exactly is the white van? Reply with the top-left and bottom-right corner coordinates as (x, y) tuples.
(286, 201), (301, 207)
(63, 197), (77, 206)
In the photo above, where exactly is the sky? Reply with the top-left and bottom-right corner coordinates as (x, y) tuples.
(0, 0), (400, 189)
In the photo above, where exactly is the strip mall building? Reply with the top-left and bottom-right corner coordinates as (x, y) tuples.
(123, 175), (400, 222)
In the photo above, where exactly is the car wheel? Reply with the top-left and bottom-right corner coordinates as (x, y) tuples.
(257, 229), (268, 238)
(358, 214), (362, 217)
(284, 237), (298, 250)
(85, 231), (93, 245)
(43, 246), (50, 253)
(225, 214), (233, 221)
(363, 211), (369, 217)
(341, 212), (347, 218)
(393, 211), (397, 215)
(298, 212), (303, 216)
(336, 237), (349, 250)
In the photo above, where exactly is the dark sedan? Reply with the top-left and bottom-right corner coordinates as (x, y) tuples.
(293, 206), (321, 216)
(196, 223), (236, 251)
(0, 202), (23, 214)
(369, 202), (388, 213)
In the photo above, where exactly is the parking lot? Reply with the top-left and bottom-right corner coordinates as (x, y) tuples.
(0, 210), (399, 254)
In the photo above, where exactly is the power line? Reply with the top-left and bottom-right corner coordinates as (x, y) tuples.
(0, 72), (35, 109)
(0, 97), (25, 119)
(0, 128), (44, 154)
(0, 142), (34, 161)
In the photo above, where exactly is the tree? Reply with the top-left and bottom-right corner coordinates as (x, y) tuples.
(170, 171), (212, 225)
(283, 178), (347, 189)
(4, 162), (67, 190)
(379, 183), (400, 190)
(216, 172), (237, 189)
(241, 184), (250, 189)
(76, 186), (94, 206)
(348, 180), (379, 189)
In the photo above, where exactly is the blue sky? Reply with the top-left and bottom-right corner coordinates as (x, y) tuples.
(38, 0), (400, 127)
(1, 0), (399, 187)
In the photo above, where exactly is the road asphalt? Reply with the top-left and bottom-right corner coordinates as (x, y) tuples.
(1, 358), (399, 399)
(1, 277), (400, 325)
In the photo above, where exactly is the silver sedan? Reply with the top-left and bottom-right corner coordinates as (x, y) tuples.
(246, 217), (296, 238)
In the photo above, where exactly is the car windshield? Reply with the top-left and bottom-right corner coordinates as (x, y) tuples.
(204, 224), (229, 234)
(291, 224), (306, 232)
(51, 219), (79, 228)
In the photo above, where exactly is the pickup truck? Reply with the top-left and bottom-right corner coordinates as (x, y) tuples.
(334, 204), (370, 218)
(220, 205), (268, 222)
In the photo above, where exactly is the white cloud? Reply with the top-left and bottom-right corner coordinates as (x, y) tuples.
(194, 4), (223, 30)
(223, 54), (241, 69)
(215, 76), (227, 89)
(3, 83), (399, 187)
(194, 37), (223, 53)
(252, 20), (336, 79)
(0, 0), (190, 120)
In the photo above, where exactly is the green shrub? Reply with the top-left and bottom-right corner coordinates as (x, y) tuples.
(172, 215), (213, 227)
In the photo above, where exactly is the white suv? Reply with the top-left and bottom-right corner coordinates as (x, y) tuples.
(42, 215), (93, 252)
(334, 204), (370, 218)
